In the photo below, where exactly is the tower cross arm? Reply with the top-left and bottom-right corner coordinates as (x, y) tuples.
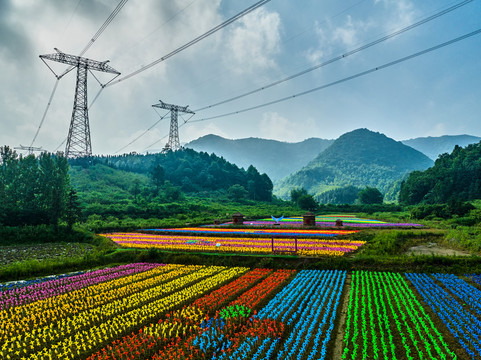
(152, 100), (194, 114)
(39, 51), (120, 74)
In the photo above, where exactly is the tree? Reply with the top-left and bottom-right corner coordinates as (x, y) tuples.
(297, 194), (318, 211)
(65, 189), (81, 230)
(228, 184), (248, 201)
(246, 165), (273, 201)
(290, 187), (318, 210)
(0, 149), (72, 228)
(150, 164), (165, 194)
(358, 186), (383, 204)
(290, 188), (308, 203)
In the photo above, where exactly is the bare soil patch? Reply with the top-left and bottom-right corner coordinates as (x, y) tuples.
(406, 242), (472, 257)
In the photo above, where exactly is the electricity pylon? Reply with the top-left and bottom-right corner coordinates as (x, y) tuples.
(40, 49), (120, 158)
(152, 100), (194, 152)
(14, 145), (43, 155)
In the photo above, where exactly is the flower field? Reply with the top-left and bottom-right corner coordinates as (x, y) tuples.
(1, 264), (480, 359)
(143, 227), (359, 237)
(103, 232), (365, 257)
(221, 214), (422, 228)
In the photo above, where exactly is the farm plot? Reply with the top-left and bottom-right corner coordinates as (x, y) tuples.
(2, 264), (478, 359)
(104, 233), (365, 257)
(84, 268), (345, 360)
(0, 263), (246, 359)
(406, 273), (481, 359)
(341, 271), (457, 360)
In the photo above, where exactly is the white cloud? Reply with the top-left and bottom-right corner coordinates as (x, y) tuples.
(374, 0), (417, 31)
(305, 22), (328, 64)
(333, 15), (360, 48)
(259, 112), (294, 140)
(305, 14), (371, 65)
(222, 8), (281, 75)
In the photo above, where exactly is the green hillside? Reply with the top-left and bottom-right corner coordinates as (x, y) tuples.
(186, 135), (333, 181)
(68, 149), (274, 218)
(275, 128), (434, 201)
(400, 141), (481, 204)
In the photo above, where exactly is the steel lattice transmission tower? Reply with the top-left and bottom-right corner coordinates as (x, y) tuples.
(152, 100), (194, 152)
(40, 49), (120, 158)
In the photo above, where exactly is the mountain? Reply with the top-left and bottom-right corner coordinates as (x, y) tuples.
(275, 128), (434, 201)
(185, 135), (334, 181)
(402, 135), (481, 160)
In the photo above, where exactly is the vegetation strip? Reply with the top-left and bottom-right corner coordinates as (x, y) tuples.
(342, 271), (456, 359)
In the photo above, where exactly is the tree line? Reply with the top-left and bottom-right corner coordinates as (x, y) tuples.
(0, 146), (79, 228)
(70, 149), (273, 201)
(400, 142), (481, 205)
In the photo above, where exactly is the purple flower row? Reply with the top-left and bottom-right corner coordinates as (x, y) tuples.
(0, 263), (163, 310)
(0, 271), (86, 292)
(224, 221), (422, 227)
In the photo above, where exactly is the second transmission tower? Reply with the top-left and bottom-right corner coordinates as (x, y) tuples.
(152, 100), (194, 152)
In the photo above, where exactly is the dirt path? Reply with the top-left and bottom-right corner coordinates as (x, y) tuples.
(332, 272), (351, 359)
(406, 243), (472, 257)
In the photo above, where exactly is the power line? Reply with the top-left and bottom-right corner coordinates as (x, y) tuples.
(54, 138), (67, 152)
(166, 0), (369, 101)
(114, 111), (170, 154)
(106, 0), (272, 87)
(119, 0), (198, 58)
(143, 112), (195, 152)
(188, 27), (481, 124)
(30, 79), (59, 148)
(194, 0), (473, 112)
(78, 0), (129, 57)
(117, 0), (472, 153)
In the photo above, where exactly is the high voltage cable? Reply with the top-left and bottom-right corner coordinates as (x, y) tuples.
(30, 79), (60, 148)
(127, 0), (472, 154)
(143, 113), (195, 152)
(194, 0), (473, 112)
(78, 0), (129, 57)
(114, 111), (170, 154)
(105, 0), (272, 87)
(188, 28), (481, 124)
(119, 0), (198, 58)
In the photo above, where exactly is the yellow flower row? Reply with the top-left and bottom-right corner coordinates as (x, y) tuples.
(2, 265), (209, 357)
(28, 266), (246, 360)
(114, 241), (360, 257)
(0, 265), (180, 340)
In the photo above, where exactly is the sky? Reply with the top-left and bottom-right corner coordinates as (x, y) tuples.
(0, 0), (480, 155)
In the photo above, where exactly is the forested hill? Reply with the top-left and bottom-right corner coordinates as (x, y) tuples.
(186, 135), (333, 181)
(69, 148), (273, 200)
(400, 141), (481, 204)
(275, 128), (434, 201)
(402, 134), (481, 160)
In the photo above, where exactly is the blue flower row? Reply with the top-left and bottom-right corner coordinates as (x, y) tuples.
(406, 273), (481, 358)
